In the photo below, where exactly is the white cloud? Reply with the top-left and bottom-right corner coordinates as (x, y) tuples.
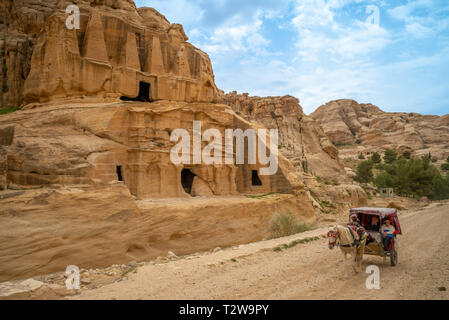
(136, 0), (204, 26)
(405, 22), (434, 38)
(388, 0), (449, 39)
(137, 0), (449, 116)
(292, 0), (393, 61)
(203, 20), (269, 55)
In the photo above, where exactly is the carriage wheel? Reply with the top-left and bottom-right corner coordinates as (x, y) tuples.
(390, 248), (398, 266)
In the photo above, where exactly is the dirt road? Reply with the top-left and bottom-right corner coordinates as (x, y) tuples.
(73, 202), (449, 300)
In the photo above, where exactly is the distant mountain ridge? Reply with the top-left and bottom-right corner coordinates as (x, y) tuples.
(310, 99), (449, 161)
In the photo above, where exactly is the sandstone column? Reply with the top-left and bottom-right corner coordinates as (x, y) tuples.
(82, 10), (109, 62)
(125, 32), (141, 70)
(146, 36), (165, 74)
(176, 45), (191, 78)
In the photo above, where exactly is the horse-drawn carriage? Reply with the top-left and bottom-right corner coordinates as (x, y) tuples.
(327, 207), (402, 274)
(349, 207), (402, 266)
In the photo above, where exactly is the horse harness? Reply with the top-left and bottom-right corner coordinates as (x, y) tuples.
(340, 226), (359, 248)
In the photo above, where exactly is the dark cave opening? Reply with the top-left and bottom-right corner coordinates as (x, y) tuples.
(120, 81), (152, 102)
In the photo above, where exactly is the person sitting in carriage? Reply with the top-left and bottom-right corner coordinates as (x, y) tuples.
(348, 213), (368, 242)
(381, 218), (397, 251)
(366, 215), (380, 231)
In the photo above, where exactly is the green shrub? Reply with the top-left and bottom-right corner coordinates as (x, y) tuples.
(320, 200), (330, 208)
(316, 176), (339, 186)
(402, 151), (411, 159)
(431, 157), (438, 163)
(0, 107), (19, 115)
(268, 212), (311, 239)
(384, 149), (397, 164)
(245, 192), (282, 199)
(374, 163), (386, 170)
(432, 174), (449, 200)
(373, 157), (449, 200)
(355, 160), (374, 183)
(358, 153), (365, 160)
(374, 171), (394, 188)
(371, 152), (381, 163)
(302, 160), (308, 173)
(442, 163), (449, 171)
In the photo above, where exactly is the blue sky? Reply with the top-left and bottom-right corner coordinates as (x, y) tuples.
(135, 0), (449, 115)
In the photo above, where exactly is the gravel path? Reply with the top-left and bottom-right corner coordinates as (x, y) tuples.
(72, 202), (449, 300)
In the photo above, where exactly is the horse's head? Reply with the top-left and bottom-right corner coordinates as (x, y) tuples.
(327, 227), (339, 250)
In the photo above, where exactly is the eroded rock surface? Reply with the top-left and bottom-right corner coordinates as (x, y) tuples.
(222, 92), (346, 181)
(0, 1), (322, 282)
(311, 99), (449, 160)
(0, 0), (219, 108)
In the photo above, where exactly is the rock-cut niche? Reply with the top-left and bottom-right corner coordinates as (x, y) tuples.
(120, 81), (152, 102)
(181, 169), (196, 195)
(252, 170), (262, 186)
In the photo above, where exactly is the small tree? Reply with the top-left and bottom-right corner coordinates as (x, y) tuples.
(402, 151), (411, 159)
(447, 156), (449, 163)
(358, 153), (365, 160)
(374, 172), (394, 188)
(355, 160), (374, 183)
(371, 152), (381, 164)
(384, 149), (397, 164)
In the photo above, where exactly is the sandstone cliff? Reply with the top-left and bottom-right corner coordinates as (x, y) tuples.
(221, 92), (368, 216)
(222, 92), (345, 181)
(0, 0), (59, 108)
(0, 0), (220, 108)
(0, 0), (323, 281)
(311, 99), (449, 160)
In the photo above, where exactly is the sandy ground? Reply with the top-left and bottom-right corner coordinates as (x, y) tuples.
(71, 201), (449, 300)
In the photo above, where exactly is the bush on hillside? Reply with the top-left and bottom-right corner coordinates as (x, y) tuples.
(268, 212), (311, 239)
(384, 149), (397, 164)
(355, 160), (374, 183)
(373, 157), (449, 200)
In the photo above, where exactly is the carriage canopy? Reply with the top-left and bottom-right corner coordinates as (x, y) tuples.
(349, 207), (402, 235)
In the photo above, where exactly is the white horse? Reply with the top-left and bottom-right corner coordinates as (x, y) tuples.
(327, 225), (367, 275)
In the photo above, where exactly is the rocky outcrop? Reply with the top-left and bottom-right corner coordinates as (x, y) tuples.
(0, 2), (321, 283)
(1, 100), (301, 200)
(0, 184), (316, 282)
(0, 0), (59, 108)
(0, 1), (369, 283)
(0, 0), (220, 108)
(222, 92), (346, 181)
(311, 99), (449, 160)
